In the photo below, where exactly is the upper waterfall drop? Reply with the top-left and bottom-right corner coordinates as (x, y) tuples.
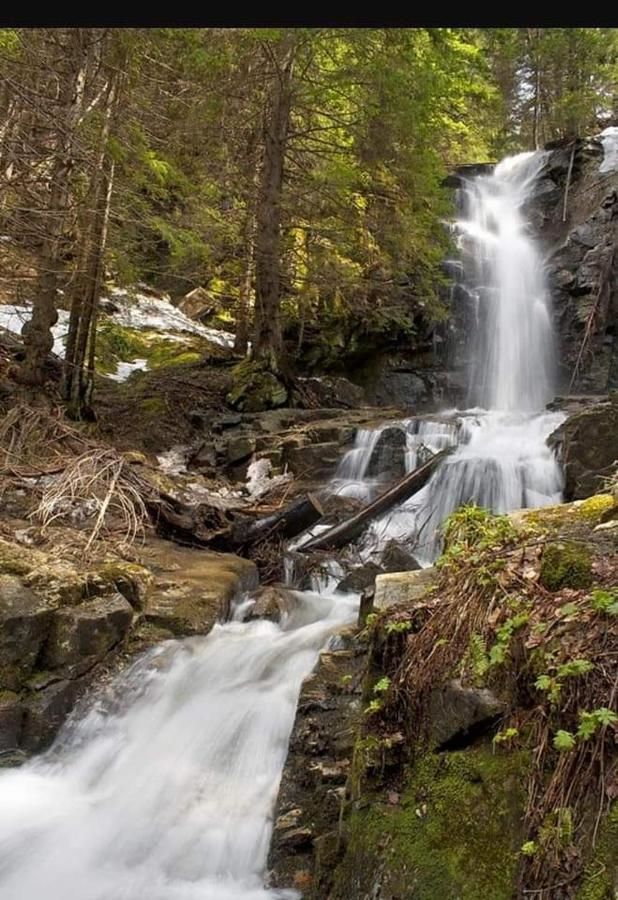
(456, 151), (556, 412)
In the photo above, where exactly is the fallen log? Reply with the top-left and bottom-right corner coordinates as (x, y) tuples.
(150, 488), (323, 552)
(227, 493), (324, 549)
(300, 447), (452, 552)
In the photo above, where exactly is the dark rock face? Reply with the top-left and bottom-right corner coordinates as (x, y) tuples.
(268, 626), (366, 896)
(531, 138), (618, 393)
(366, 426), (407, 481)
(336, 563), (384, 594)
(381, 540), (421, 573)
(43, 594), (134, 673)
(0, 576), (52, 685)
(549, 392), (618, 498)
(427, 680), (506, 749)
(296, 376), (367, 410)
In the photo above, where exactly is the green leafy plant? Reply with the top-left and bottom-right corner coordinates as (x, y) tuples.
(576, 707), (618, 740)
(590, 588), (618, 617)
(553, 730), (576, 752)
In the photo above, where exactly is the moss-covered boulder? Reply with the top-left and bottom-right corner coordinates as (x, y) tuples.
(540, 540), (593, 590)
(330, 746), (528, 900)
(227, 359), (289, 412)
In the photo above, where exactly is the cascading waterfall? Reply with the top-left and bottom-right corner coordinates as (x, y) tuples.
(0, 150), (566, 900)
(330, 152), (565, 562)
(0, 591), (357, 900)
(462, 152), (556, 411)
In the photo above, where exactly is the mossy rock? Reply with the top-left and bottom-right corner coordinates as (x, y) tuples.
(227, 359), (288, 412)
(330, 745), (529, 900)
(576, 803), (618, 899)
(95, 322), (220, 377)
(540, 541), (593, 591)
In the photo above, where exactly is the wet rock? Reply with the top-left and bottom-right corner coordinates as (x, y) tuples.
(269, 626), (366, 892)
(225, 433), (256, 465)
(283, 441), (343, 480)
(0, 692), (24, 752)
(381, 540), (421, 572)
(188, 440), (217, 471)
(21, 679), (81, 752)
(366, 426), (407, 481)
(428, 680), (506, 748)
(374, 568), (436, 609)
(336, 563), (384, 594)
(549, 394), (618, 499)
(145, 550), (258, 636)
(0, 575), (51, 686)
(247, 586), (291, 622)
(43, 593), (134, 673)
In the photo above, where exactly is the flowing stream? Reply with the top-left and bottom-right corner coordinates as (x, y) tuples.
(0, 151), (565, 898)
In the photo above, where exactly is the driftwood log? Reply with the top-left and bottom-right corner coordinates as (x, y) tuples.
(299, 447), (452, 553)
(151, 489), (323, 551)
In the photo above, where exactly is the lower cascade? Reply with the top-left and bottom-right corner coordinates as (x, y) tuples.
(0, 151), (567, 898)
(0, 591), (357, 900)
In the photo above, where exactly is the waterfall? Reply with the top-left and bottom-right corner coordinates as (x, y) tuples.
(459, 152), (556, 411)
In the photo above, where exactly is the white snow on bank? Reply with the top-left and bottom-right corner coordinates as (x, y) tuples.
(106, 288), (235, 348)
(106, 358), (149, 382)
(0, 305), (70, 358)
(0, 285), (236, 382)
(600, 126), (618, 174)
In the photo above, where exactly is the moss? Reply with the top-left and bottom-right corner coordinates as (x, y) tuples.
(0, 541), (32, 576)
(576, 494), (614, 522)
(227, 359), (288, 412)
(540, 541), (593, 591)
(0, 690), (19, 704)
(576, 804), (618, 900)
(139, 397), (166, 415)
(95, 322), (219, 376)
(331, 745), (528, 900)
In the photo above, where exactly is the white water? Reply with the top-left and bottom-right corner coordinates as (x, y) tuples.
(331, 152), (564, 563)
(0, 590), (357, 900)
(458, 152), (556, 412)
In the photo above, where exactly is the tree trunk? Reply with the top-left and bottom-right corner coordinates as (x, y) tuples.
(63, 60), (122, 418)
(300, 449), (452, 552)
(19, 29), (89, 387)
(251, 31), (296, 371)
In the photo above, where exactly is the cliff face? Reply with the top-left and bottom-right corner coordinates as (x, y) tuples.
(531, 136), (618, 394)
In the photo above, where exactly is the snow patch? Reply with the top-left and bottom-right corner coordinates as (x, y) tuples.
(600, 126), (618, 174)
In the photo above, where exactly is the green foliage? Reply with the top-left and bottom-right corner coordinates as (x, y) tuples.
(590, 588), (618, 617)
(493, 727), (519, 746)
(384, 619), (412, 635)
(577, 708), (618, 740)
(553, 730), (576, 752)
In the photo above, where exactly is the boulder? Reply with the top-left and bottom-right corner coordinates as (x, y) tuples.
(549, 394), (618, 499)
(381, 540), (421, 573)
(428, 680), (506, 748)
(43, 593), (134, 673)
(0, 575), (52, 687)
(336, 563), (384, 594)
(21, 680), (81, 753)
(374, 568), (436, 609)
(247, 586), (292, 623)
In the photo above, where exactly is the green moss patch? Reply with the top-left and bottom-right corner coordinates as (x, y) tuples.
(332, 746), (528, 900)
(540, 541), (593, 591)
